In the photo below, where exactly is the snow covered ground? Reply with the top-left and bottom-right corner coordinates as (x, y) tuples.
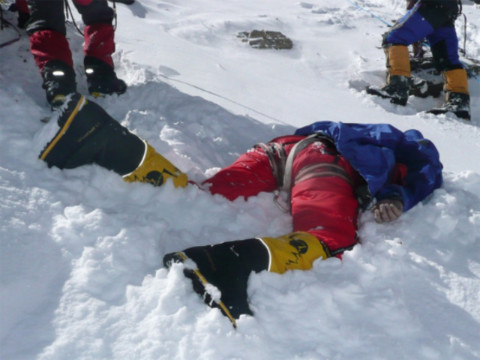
(1, 0), (479, 359)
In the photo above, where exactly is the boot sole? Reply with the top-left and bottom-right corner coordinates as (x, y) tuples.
(427, 108), (471, 120)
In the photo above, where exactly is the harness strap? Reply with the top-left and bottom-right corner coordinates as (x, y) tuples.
(294, 162), (353, 187)
(254, 142), (286, 188)
(281, 134), (336, 196)
(256, 133), (354, 212)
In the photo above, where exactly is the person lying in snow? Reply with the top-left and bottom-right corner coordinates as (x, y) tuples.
(39, 94), (443, 326)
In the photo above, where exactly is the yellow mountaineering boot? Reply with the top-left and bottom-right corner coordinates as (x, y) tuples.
(387, 45), (411, 78)
(429, 69), (471, 120)
(258, 231), (331, 274)
(122, 143), (188, 188)
(444, 68), (469, 95)
(39, 93), (188, 186)
(163, 232), (330, 325)
(366, 45), (411, 105)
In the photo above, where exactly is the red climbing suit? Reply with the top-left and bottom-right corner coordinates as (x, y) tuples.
(203, 135), (367, 254)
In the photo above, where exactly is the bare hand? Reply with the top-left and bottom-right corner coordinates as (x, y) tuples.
(372, 199), (403, 223)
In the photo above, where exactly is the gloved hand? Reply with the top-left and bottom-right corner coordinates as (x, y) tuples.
(371, 198), (403, 223)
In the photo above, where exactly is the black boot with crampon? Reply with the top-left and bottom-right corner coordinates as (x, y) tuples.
(428, 92), (471, 120)
(42, 60), (77, 108)
(366, 74), (410, 106)
(84, 56), (127, 98)
(39, 93), (188, 188)
(163, 231), (332, 327)
(163, 239), (269, 327)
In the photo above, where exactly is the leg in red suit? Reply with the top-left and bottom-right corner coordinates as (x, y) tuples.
(203, 136), (361, 254)
(25, 0), (126, 106)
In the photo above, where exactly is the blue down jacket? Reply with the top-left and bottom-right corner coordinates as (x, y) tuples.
(295, 121), (443, 211)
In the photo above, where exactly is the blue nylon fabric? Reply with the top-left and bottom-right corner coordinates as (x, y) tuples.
(387, 11), (434, 45)
(427, 26), (462, 67)
(385, 6), (462, 68)
(294, 122), (443, 211)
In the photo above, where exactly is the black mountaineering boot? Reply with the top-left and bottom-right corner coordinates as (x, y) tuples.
(428, 92), (471, 120)
(163, 239), (269, 326)
(39, 93), (188, 188)
(39, 93), (144, 173)
(366, 74), (410, 106)
(42, 60), (77, 108)
(84, 56), (127, 97)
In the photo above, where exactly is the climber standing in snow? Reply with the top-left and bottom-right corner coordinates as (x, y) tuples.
(24, 0), (127, 108)
(368, 0), (471, 120)
(38, 93), (444, 325)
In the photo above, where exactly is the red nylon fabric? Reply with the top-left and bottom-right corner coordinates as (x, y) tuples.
(84, 24), (115, 66)
(202, 148), (277, 201)
(75, 0), (94, 5)
(29, 30), (73, 70)
(291, 144), (361, 252)
(203, 136), (362, 253)
(15, 0), (29, 13)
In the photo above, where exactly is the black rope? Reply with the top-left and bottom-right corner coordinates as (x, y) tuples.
(64, 0), (83, 36)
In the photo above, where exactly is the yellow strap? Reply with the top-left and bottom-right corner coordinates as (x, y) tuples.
(177, 252), (238, 328)
(40, 96), (86, 160)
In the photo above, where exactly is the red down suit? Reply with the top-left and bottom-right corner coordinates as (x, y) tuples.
(203, 121), (443, 256)
(203, 135), (363, 254)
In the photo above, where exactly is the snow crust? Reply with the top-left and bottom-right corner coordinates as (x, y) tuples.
(1, 0), (479, 359)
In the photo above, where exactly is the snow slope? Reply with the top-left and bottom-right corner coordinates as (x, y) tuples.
(1, 0), (479, 359)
